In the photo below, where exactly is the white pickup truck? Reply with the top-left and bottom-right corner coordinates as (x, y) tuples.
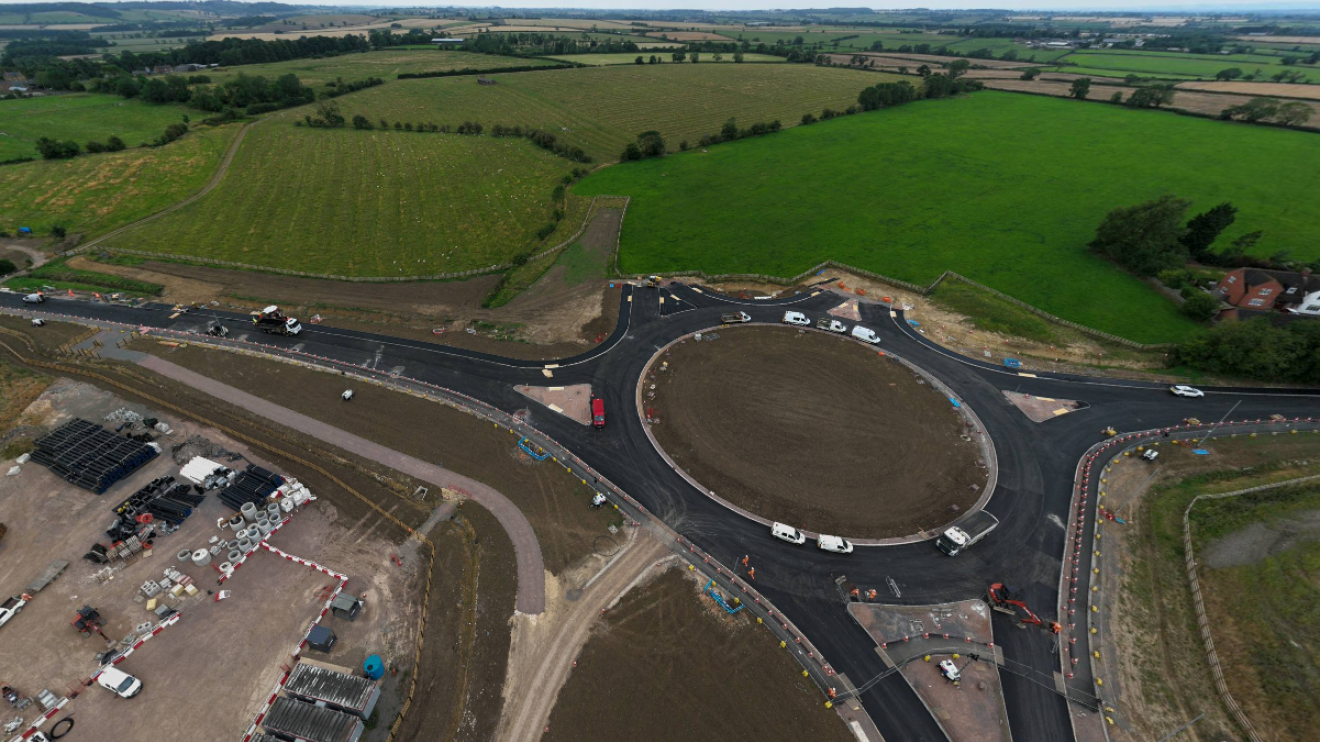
(0, 594), (31, 628)
(936, 511), (999, 557)
(720, 311), (751, 324)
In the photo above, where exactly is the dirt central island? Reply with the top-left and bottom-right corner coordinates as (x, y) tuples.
(646, 326), (986, 539)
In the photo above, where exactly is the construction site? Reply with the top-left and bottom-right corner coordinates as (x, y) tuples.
(0, 373), (421, 742)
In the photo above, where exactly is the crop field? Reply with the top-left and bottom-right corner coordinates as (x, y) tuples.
(0, 93), (197, 162)
(1056, 49), (1315, 80)
(547, 52), (785, 65)
(335, 63), (898, 162)
(0, 123), (238, 238)
(576, 91), (1320, 343)
(105, 118), (576, 276)
(204, 50), (558, 86)
(1045, 66), (1203, 80)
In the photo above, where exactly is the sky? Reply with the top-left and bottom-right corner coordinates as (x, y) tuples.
(1, 0), (1315, 11)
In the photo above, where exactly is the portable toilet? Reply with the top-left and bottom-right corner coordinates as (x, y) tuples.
(363, 655), (384, 681)
(306, 624), (337, 653)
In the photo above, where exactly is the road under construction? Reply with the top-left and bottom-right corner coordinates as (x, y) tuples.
(2, 283), (1318, 742)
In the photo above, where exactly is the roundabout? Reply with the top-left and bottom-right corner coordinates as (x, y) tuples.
(642, 326), (990, 540)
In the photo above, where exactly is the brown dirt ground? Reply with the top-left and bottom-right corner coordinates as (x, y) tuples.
(978, 78), (1320, 127)
(543, 568), (853, 742)
(0, 317), (525, 742)
(648, 326), (984, 538)
(1176, 81), (1320, 100)
(1100, 437), (1320, 742)
(137, 342), (620, 574)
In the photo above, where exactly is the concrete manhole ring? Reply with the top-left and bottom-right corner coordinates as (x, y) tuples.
(593, 535), (620, 557)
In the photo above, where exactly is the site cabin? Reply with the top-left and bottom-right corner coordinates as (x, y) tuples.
(251, 305), (303, 337)
(721, 311), (751, 324)
(591, 398), (605, 429)
(936, 511), (1000, 557)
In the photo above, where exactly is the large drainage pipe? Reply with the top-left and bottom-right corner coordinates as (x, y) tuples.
(191, 548), (211, 567)
(240, 502), (258, 522)
(176, 549), (192, 563)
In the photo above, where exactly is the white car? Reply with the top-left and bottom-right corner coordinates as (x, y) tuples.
(1170, 385), (1205, 398)
(817, 535), (854, 554)
(770, 522), (806, 545)
(22, 292), (45, 304)
(783, 311), (810, 326)
(850, 326), (880, 344)
(96, 666), (143, 698)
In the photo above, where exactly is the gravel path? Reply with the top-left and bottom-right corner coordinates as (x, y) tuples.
(136, 354), (547, 613)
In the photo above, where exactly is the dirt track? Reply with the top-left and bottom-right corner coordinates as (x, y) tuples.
(649, 327), (983, 538)
(497, 529), (669, 742)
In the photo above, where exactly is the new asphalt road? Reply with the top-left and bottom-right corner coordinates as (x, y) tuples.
(6, 286), (1318, 742)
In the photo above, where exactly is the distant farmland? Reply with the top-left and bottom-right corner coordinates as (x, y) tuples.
(0, 124), (239, 237)
(334, 63), (900, 162)
(1054, 49), (1314, 80)
(204, 49), (561, 87)
(0, 93), (198, 162)
(106, 118), (576, 277)
(576, 91), (1320, 343)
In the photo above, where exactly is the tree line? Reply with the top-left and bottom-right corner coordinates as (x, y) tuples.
(34, 121), (188, 161)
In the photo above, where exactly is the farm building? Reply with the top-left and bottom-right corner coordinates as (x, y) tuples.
(1214, 267), (1320, 315)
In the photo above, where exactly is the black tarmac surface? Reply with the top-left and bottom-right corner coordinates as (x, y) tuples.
(5, 286), (1317, 742)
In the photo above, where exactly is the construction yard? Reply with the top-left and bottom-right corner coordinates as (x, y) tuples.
(647, 326), (986, 538)
(0, 377), (418, 742)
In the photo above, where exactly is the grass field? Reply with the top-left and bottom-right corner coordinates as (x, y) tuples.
(0, 93), (196, 162)
(546, 53), (785, 65)
(576, 91), (1320, 343)
(1057, 49), (1315, 81)
(204, 50), (559, 87)
(105, 118), (577, 276)
(1195, 485), (1320, 742)
(335, 63), (899, 163)
(0, 123), (239, 238)
(1046, 66), (1203, 81)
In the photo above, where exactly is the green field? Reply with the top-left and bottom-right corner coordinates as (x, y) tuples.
(0, 123), (239, 237)
(0, 93), (197, 161)
(204, 50), (560, 87)
(546, 52), (785, 65)
(104, 117), (577, 276)
(1046, 66), (1203, 81)
(576, 91), (1320, 343)
(1057, 49), (1315, 81)
(335, 63), (899, 162)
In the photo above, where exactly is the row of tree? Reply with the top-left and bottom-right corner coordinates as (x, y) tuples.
(34, 122), (186, 160)
(1174, 319), (1320, 383)
(1089, 196), (1253, 277)
(1220, 97), (1313, 127)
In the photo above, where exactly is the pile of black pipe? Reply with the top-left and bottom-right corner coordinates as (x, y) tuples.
(31, 419), (157, 494)
(107, 476), (207, 538)
(217, 464), (283, 511)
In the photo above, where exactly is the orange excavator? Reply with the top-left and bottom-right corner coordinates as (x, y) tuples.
(988, 583), (1061, 634)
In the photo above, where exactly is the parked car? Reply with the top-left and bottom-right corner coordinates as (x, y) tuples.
(21, 292), (45, 304)
(591, 398), (605, 429)
(96, 667), (142, 698)
(817, 535), (853, 554)
(817, 318), (847, 334)
(782, 311), (810, 326)
(770, 522), (806, 545)
(938, 659), (962, 683)
(850, 326), (880, 344)
(1142, 449), (1159, 462)
(1169, 385), (1205, 398)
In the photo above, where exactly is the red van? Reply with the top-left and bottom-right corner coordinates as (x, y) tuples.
(591, 398), (605, 429)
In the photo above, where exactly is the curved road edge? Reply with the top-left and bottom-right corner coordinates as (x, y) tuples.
(134, 353), (549, 614)
(633, 322), (998, 547)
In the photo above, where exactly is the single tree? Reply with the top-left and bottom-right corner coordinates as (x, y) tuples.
(733, 51), (744, 63)
(1087, 195), (1192, 276)
(1181, 202), (1237, 260)
(50, 225), (67, 239)
(1179, 287), (1222, 321)
(1222, 97), (1279, 122)
(720, 118), (738, 141)
(1069, 78), (1091, 99)
(916, 64), (931, 77)
(1020, 68), (1039, 81)
(1215, 67), (1243, 81)
(945, 59), (970, 79)
(690, 52), (700, 63)
(671, 52), (686, 63)
(1276, 101), (1313, 127)
(1109, 91), (1123, 104)
(635, 56), (644, 65)
(351, 114), (373, 130)
(620, 142), (642, 161)
(712, 53), (723, 62)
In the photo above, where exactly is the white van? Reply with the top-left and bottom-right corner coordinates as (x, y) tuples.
(850, 326), (880, 344)
(770, 522), (806, 545)
(817, 535), (854, 554)
(782, 311), (810, 326)
(97, 666), (143, 698)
